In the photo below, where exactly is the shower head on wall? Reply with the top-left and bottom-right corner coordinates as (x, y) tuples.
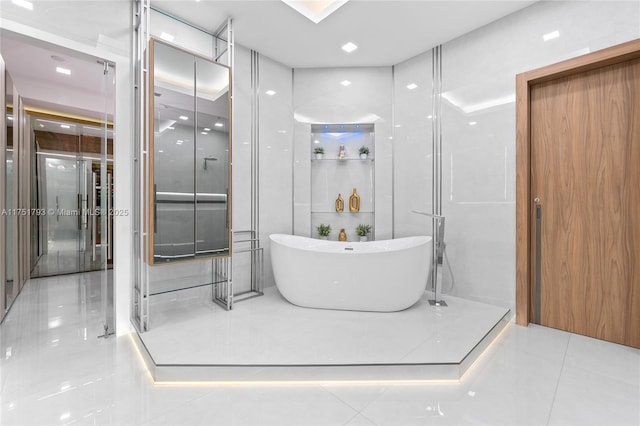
(204, 157), (218, 170)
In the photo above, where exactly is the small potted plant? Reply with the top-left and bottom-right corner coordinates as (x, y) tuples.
(316, 223), (331, 239)
(313, 146), (324, 159)
(356, 224), (372, 242)
(359, 146), (370, 159)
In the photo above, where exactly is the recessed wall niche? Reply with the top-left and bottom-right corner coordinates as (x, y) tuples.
(310, 123), (375, 242)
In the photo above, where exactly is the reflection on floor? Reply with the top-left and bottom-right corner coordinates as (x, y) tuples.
(1, 272), (639, 426)
(138, 286), (509, 380)
(31, 238), (108, 277)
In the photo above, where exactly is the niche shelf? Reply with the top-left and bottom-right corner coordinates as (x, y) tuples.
(310, 123), (375, 242)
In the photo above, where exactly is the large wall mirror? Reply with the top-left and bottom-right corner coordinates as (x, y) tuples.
(149, 39), (231, 264)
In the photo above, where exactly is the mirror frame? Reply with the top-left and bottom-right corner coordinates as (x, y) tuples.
(148, 38), (232, 265)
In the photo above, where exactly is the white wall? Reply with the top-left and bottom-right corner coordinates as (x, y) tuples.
(229, 46), (295, 292)
(258, 55), (293, 288)
(391, 1), (640, 315)
(393, 52), (434, 239)
(438, 0), (640, 313)
(293, 67), (393, 240)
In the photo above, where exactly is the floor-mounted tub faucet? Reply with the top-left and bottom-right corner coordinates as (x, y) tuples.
(411, 210), (447, 307)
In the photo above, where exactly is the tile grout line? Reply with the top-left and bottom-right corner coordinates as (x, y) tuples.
(342, 409), (379, 426)
(314, 384), (372, 424)
(545, 333), (571, 425)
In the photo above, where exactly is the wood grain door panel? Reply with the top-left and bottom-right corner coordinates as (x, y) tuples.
(530, 58), (640, 348)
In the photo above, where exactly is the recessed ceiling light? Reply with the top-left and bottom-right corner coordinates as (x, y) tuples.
(179, 116), (188, 120)
(543, 30), (560, 41)
(203, 127), (211, 131)
(11, 0), (33, 10)
(160, 32), (174, 42)
(167, 126), (175, 130)
(313, 140), (320, 144)
(265, 90), (276, 96)
(56, 67), (71, 76)
(341, 42), (358, 53)
(277, 130), (288, 134)
(214, 122), (224, 127)
(406, 83), (418, 90)
(340, 80), (352, 86)
(60, 124), (71, 129)
(158, 150), (164, 153)
(176, 140), (183, 145)
(394, 124), (402, 128)
(281, 0), (350, 24)
(468, 121), (477, 126)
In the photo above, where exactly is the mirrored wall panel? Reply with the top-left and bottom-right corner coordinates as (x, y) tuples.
(150, 39), (231, 264)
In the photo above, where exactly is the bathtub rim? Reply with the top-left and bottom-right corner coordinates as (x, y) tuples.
(269, 233), (432, 254)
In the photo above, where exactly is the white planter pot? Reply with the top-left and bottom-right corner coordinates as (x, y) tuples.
(320, 236), (328, 240)
(315, 153), (324, 160)
(359, 236), (368, 242)
(359, 153), (368, 159)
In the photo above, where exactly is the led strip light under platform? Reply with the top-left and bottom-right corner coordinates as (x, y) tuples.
(131, 290), (511, 383)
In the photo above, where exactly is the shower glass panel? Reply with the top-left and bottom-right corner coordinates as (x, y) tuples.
(100, 61), (114, 335)
(4, 71), (15, 311)
(30, 116), (113, 277)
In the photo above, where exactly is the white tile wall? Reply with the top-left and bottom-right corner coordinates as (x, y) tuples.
(257, 54), (294, 288)
(393, 51), (434, 239)
(293, 67), (393, 239)
(439, 0), (640, 313)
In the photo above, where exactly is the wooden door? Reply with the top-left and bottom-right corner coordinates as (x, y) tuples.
(530, 58), (640, 348)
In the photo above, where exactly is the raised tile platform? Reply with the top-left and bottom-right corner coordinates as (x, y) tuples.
(133, 287), (510, 382)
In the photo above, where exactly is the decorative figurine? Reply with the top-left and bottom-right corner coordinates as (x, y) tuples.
(335, 194), (344, 212)
(349, 188), (360, 212)
(338, 144), (346, 159)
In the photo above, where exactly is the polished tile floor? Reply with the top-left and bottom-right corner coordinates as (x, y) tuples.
(30, 239), (106, 278)
(142, 286), (509, 366)
(1, 273), (639, 425)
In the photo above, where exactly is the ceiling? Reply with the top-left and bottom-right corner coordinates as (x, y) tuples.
(1, 31), (115, 121)
(153, 0), (538, 68)
(0, 0), (538, 118)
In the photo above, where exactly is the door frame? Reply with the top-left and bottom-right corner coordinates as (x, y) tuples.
(515, 38), (640, 326)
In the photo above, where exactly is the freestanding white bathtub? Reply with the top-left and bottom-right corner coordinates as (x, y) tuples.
(269, 234), (432, 312)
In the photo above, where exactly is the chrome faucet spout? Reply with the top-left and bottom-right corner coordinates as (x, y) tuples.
(411, 210), (444, 219)
(411, 210), (446, 263)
